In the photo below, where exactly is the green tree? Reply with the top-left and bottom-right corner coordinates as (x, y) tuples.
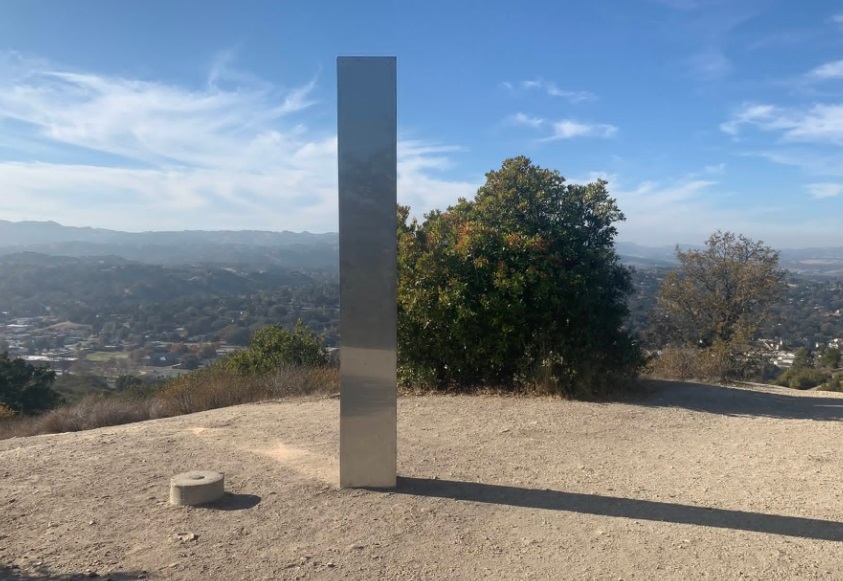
(820, 347), (841, 369)
(397, 156), (644, 396)
(219, 320), (327, 375)
(179, 353), (200, 370)
(792, 347), (813, 371)
(218, 324), (251, 346)
(115, 375), (145, 391)
(656, 231), (786, 381)
(0, 352), (61, 415)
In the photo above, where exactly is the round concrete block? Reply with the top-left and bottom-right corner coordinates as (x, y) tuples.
(170, 471), (225, 506)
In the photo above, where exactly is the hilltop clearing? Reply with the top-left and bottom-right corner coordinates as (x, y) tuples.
(2, 382), (843, 580)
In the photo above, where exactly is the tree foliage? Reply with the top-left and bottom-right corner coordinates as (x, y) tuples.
(397, 156), (644, 396)
(820, 347), (841, 369)
(656, 231), (786, 380)
(0, 352), (61, 415)
(218, 320), (328, 375)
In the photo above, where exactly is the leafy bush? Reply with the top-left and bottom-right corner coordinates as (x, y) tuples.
(818, 375), (843, 392)
(0, 352), (62, 415)
(52, 373), (110, 404)
(775, 367), (831, 390)
(217, 320), (328, 375)
(397, 157), (644, 397)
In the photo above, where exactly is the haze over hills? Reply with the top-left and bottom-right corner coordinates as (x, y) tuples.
(0, 220), (338, 269)
(0, 220), (842, 275)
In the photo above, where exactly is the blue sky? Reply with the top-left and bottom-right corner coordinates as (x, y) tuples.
(1, 0), (843, 247)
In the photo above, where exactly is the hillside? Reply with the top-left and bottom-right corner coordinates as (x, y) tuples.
(2, 220), (843, 275)
(2, 382), (843, 580)
(0, 221), (338, 268)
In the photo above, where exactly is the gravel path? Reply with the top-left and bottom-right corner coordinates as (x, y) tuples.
(2, 381), (843, 580)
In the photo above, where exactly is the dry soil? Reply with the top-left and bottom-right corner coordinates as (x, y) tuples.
(2, 381), (843, 580)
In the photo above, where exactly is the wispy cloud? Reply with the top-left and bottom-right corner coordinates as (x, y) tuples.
(510, 112), (545, 128)
(720, 103), (778, 135)
(807, 183), (843, 199)
(607, 173), (836, 247)
(0, 51), (478, 231)
(807, 59), (843, 80)
(721, 102), (843, 144)
(832, 13), (843, 25)
(506, 78), (596, 103)
(543, 120), (618, 140)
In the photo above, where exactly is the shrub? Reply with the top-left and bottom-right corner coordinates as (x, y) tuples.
(156, 365), (337, 415)
(0, 403), (16, 419)
(0, 352), (62, 415)
(818, 374), (843, 392)
(35, 395), (165, 434)
(646, 347), (700, 381)
(775, 367), (831, 390)
(397, 157), (644, 397)
(218, 320), (328, 375)
(0, 365), (337, 440)
(646, 342), (773, 384)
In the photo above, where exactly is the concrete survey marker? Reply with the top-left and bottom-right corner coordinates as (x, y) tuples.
(170, 470), (225, 506)
(337, 56), (398, 489)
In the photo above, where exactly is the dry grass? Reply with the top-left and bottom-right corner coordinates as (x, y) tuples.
(0, 366), (339, 440)
(645, 345), (741, 383)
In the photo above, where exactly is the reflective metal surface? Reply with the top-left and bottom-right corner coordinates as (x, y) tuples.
(337, 57), (397, 489)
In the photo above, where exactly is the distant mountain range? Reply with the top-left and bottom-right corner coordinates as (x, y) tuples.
(0, 220), (841, 275)
(615, 241), (843, 276)
(0, 220), (338, 269)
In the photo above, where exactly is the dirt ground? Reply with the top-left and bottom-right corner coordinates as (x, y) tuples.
(2, 381), (843, 580)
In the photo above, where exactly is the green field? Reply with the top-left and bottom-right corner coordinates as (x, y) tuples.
(85, 351), (130, 362)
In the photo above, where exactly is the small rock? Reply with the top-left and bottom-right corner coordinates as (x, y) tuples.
(347, 544), (364, 551)
(175, 532), (198, 542)
(326, 562), (336, 568)
(88, 520), (97, 526)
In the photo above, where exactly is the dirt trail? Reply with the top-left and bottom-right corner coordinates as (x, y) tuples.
(2, 381), (843, 580)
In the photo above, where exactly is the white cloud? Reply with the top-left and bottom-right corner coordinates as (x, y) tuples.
(519, 79), (596, 103)
(720, 102), (843, 144)
(510, 112), (544, 128)
(606, 174), (838, 247)
(807, 183), (843, 199)
(832, 13), (843, 24)
(704, 162), (726, 174)
(0, 52), (478, 231)
(808, 59), (843, 80)
(720, 103), (778, 135)
(544, 120), (618, 140)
